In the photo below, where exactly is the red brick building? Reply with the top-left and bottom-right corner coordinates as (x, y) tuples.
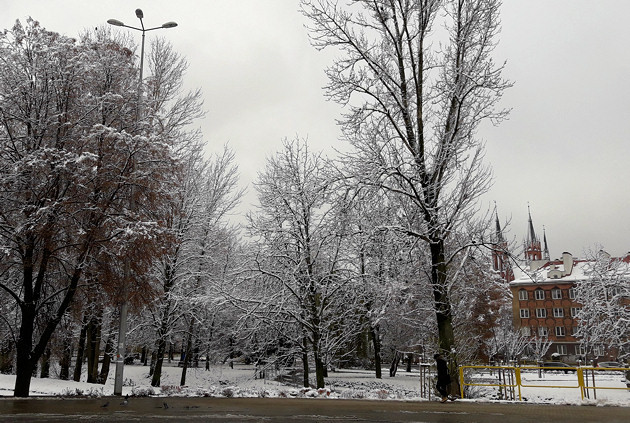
(501, 210), (628, 362)
(509, 252), (584, 359)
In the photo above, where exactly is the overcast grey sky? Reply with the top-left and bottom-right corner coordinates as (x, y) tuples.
(2, 1), (629, 258)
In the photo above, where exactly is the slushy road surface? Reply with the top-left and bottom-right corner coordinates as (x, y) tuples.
(1, 396), (628, 422)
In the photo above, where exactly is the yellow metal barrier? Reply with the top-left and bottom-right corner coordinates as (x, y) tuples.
(458, 365), (521, 401)
(580, 366), (630, 400)
(459, 364), (629, 401)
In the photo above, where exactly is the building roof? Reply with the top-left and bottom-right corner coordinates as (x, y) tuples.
(510, 251), (630, 286)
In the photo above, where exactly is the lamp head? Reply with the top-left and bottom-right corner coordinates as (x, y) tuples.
(135, 9), (144, 19)
(107, 19), (124, 27)
(162, 21), (178, 28)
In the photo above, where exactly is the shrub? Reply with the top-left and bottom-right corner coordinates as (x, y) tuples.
(131, 386), (155, 397)
(375, 389), (389, 399)
(161, 385), (183, 396)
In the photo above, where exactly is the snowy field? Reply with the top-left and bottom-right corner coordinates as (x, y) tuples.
(0, 363), (628, 407)
(465, 367), (630, 406)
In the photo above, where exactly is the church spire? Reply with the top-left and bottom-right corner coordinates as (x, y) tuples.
(526, 204), (538, 244)
(543, 227), (550, 261)
(524, 205), (542, 263)
(495, 210), (505, 244)
(492, 207), (514, 282)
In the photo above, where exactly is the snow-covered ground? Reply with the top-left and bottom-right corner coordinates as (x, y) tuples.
(465, 367), (629, 406)
(0, 363), (628, 407)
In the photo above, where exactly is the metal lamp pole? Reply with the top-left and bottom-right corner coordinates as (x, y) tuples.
(107, 9), (177, 396)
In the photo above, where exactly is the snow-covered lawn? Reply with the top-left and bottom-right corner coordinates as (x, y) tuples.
(518, 369), (629, 405)
(0, 363), (628, 407)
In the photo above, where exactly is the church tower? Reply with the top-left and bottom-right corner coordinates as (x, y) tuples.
(524, 206), (542, 262)
(543, 227), (550, 261)
(492, 211), (514, 282)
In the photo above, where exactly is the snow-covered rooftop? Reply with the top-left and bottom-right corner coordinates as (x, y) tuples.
(510, 252), (630, 286)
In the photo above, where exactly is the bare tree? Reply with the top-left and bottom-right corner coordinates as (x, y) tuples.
(134, 35), (241, 387)
(528, 336), (552, 363)
(246, 138), (358, 389)
(575, 249), (630, 361)
(301, 0), (511, 368)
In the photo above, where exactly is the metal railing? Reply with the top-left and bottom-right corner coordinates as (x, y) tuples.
(459, 365), (630, 401)
(580, 366), (630, 400)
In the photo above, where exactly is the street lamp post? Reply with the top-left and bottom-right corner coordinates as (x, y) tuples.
(107, 9), (177, 396)
(107, 9), (177, 120)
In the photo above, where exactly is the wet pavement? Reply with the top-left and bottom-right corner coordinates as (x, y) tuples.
(0, 396), (628, 422)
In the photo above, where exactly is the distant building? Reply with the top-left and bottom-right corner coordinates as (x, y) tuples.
(502, 209), (629, 362)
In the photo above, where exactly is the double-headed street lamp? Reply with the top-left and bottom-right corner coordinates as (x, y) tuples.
(108, 9), (177, 120)
(107, 9), (177, 397)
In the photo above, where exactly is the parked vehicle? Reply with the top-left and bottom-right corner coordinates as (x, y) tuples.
(597, 361), (624, 368)
(541, 362), (575, 374)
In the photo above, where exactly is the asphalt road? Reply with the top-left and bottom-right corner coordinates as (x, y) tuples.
(0, 396), (628, 422)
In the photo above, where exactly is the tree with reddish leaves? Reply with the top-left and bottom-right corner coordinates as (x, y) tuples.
(0, 20), (176, 397)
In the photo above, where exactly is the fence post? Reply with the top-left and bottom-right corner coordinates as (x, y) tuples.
(591, 368), (597, 400)
(459, 366), (465, 399)
(515, 367), (522, 401)
(577, 367), (584, 400)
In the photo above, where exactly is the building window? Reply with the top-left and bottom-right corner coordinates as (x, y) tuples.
(535, 289), (545, 300)
(518, 290), (528, 300)
(593, 345), (605, 356)
(555, 326), (566, 337)
(576, 345), (586, 356)
(553, 307), (564, 318)
(569, 287), (576, 299)
(536, 308), (547, 318)
(520, 309), (530, 318)
(521, 326), (531, 336)
(572, 326), (579, 336)
(571, 307), (581, 317)
(552, 288), (562, 299)
(557, 345), (567, 355)
(538, 326), (548, 337)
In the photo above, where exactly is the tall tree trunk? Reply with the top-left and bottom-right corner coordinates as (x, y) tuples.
(389, 350), (400, 377)
(369, 324), (382, 379)
(180, 319), (195, 386)
(430, 238), (457, 371)
(228, 337), (234, 369)
(301, 336), (309, 388)
(59, 337), (72, 380)
(314, 350), (325, 389)
(141, 346), (147, 366)
(406, 353), (413, 372)
(86, 316), (101, 383)
(149, 350), (157, 376)
(151, 302), (172, 387)
(151, 338), (167, 387)
(311, 324), (325, 389)
(98, 331), (114, 384)
(73, 320), (88, 382)
(14, 239), (90, 397)
(40, 347), (51, 378)
(14, 304), (36, 397)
